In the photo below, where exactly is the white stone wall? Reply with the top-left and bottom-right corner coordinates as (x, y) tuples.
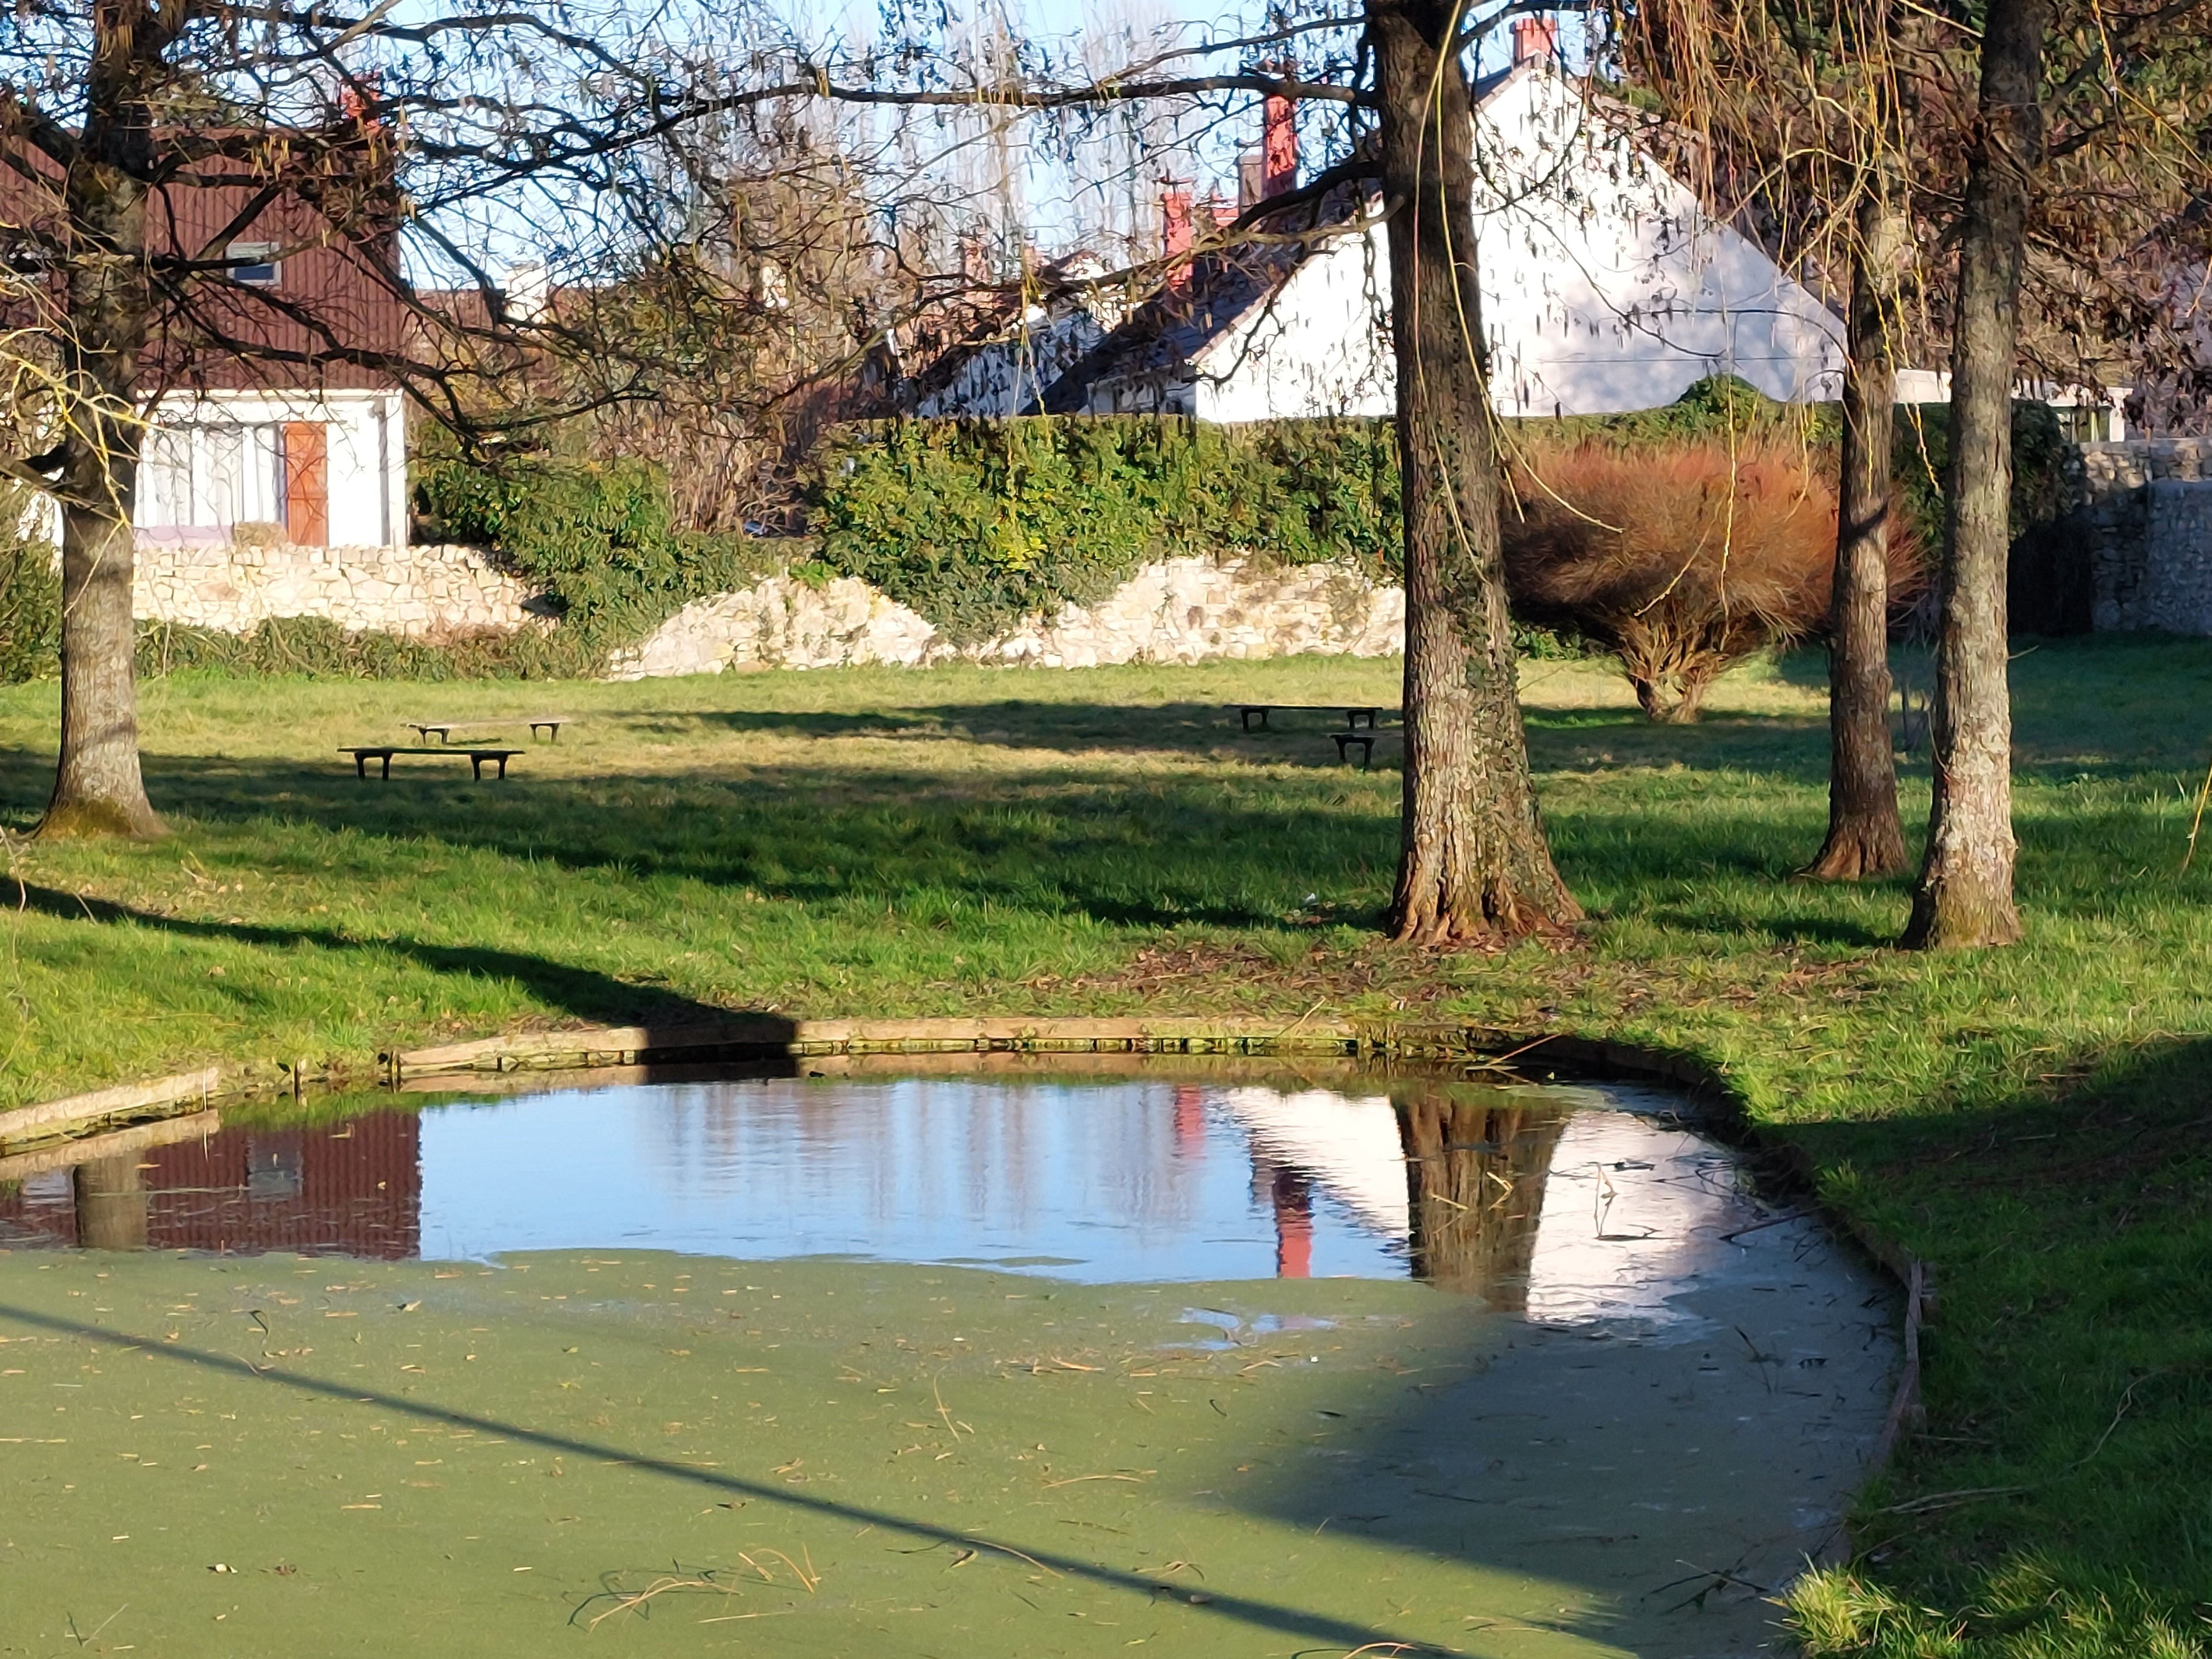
(134, 539), (535, 637)
(604, 556), (1405, 679)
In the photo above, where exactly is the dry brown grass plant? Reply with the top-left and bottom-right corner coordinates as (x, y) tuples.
(1503, 438), (1925, 723)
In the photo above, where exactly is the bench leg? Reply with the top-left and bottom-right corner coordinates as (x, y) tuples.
(354, 754), (367, 779)
(498, 755), (510, 778)
(381, 754), (393, 779)
(470, 755), (485, 780)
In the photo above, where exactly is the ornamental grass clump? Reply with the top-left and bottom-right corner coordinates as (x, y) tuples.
(1502, 437), (1925, 722)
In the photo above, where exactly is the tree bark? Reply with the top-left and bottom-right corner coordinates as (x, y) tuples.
(1901, 0), (2048, 948)
(1806, 188), (1910, 880)
(36, 0), (166, 840)
(1371, 0), (1578, 943)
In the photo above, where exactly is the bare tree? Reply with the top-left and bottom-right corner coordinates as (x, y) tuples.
(1899, 0), (2052, 947)
(0, 0), (886, 835)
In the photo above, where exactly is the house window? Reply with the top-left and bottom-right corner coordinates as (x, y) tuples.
(227, 241), (281, 287)
(135, 422), (286, 532)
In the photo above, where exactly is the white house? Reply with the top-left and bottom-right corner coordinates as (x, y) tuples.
(905, 254), (1125, 419)
(134, 387), (409, 551)
(1032, 27), (1849, 421)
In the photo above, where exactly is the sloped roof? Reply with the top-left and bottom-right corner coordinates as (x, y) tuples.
(1035, 66), (1518, 413)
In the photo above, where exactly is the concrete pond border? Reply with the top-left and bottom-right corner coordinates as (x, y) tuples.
(0, 1013), (1928, 1496)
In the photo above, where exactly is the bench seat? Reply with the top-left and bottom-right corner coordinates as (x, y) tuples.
(341, 746), (524, 780)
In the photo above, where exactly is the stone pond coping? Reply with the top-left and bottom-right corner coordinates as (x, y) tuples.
(2, 1016), (1927, 1501)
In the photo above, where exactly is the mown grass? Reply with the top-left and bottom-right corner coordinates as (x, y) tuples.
(3, 635), (2212, 1656)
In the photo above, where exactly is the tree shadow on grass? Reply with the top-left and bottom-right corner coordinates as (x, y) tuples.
(7, 878), (782, 1039)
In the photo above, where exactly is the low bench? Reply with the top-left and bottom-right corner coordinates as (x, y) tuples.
(1236, 703), (1396, 732)
(409, 717), (567, 744)
(1332, 730), (1387, 767)
(341, 746), (524, 780)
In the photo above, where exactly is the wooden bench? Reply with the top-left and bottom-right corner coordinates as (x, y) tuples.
(409, 717), (567, 744)
(1332, 730), (1382, 767)
(1236, 703), (1396, 732)
(341, 746), (524, 780)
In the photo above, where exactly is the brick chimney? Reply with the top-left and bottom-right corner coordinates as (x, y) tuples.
(1512, 14), (1558, 66)
(1262, 81), (1297, 198)
(1161, 182), (1194, 292)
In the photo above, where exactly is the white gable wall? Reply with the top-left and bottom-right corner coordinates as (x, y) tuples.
(1194, 234), (1396, 421)
(1173, 64), (1842, 422)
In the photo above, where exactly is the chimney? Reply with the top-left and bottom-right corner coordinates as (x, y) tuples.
(1161, 182), (1194, 292)
(1262, 82), (1297, 199)
(1511, 14), (1558, 67)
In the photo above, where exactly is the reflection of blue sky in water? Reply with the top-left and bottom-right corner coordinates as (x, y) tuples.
(417, 1077), (1414, 1281)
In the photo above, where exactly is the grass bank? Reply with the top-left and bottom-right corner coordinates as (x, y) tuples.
(2, 637), (2211, 1655)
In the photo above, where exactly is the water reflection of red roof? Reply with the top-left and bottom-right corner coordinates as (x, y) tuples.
(0, 1111), (421, 1259)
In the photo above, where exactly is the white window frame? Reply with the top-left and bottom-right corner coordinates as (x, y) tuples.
(227, 241), (281, 287)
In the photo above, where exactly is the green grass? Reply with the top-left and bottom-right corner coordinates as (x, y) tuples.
(4, 636), (2212, 1655)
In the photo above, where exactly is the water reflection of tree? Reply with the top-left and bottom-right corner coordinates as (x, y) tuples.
(74, 1154), (148, 1251)
(1394, 1088), (1570, 1307)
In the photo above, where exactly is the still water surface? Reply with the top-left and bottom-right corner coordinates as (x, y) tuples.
(4, 1072), (1853, 1324)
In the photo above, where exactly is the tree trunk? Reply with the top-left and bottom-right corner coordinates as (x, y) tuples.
(36, 2), (165, 840)
(1371, 0), (1578, 943)
(1806, 188), (1910, 880)
(1395, 1089), (1567, 1306)
(1901, 0), (2048, 948)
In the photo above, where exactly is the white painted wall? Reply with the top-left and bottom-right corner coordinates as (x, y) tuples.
(133, 387), (406, 548)
(1092, 63), (1847, 422)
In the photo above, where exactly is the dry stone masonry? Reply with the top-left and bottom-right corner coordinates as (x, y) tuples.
(2079, 438), (2212, 635)
(134, 538), (536, 637)
(603, 556), (1405, 677)
(130, 539), (1406, 674)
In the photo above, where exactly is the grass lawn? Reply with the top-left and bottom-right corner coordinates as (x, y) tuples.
(3, 636), (2212, 1655)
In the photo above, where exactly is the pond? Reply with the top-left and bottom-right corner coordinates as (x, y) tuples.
(0, 1067), (1898, 1657)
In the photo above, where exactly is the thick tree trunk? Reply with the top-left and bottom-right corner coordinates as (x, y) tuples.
(1806, 189), (1910, 880)
(36, 3), (165, 840)
(44, 479), (161, 838)
(1901, 0), (2048, 948)
(1372, 0), (1578, 943)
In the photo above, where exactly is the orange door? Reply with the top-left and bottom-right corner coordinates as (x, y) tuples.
(283, 422), (329, 546)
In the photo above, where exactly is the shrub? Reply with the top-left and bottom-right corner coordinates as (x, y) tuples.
(410, 453), (783, 667)
(1503, 437), (1926, 722)
(806, 382), (2069, 653)
(0, 486), (59, 684)
(807, 417), (1400, 642)
(135, 616), (560, 681)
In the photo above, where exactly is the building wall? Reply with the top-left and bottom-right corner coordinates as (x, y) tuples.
(1182, 65), (1845, 423)
(136, 387), (407, 550)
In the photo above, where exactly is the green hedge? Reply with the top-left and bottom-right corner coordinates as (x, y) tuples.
(0, 485), (59, 685)
(807, 417), (1401, 643)
(411, 453), (780, 668)
(807, 380), (2077, 645)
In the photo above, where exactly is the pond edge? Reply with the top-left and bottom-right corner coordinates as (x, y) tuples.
(4, 1014), (1929, 1508)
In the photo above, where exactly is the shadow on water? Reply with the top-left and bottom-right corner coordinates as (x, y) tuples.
(1, 1063), (1898, 1653)
(0, 1299), (1453, 1654)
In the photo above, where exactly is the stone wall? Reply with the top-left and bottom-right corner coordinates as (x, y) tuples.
(133, 539), (536, 637)
(2078, 439), (2212, 634)
(603, 555), (1405, 679)
(127, 537), (1405, 672)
